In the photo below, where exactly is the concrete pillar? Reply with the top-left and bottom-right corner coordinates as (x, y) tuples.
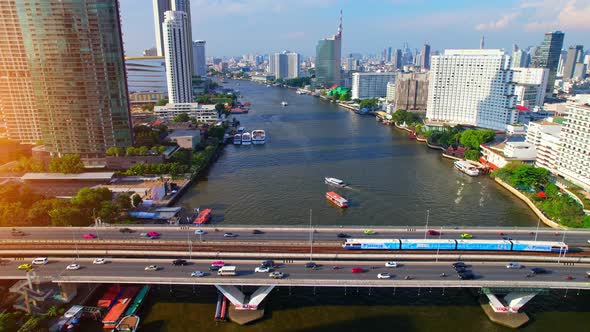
(215, 285), (274, 310)
(59, 283), (78, 303)
(484, 291), (537, 313)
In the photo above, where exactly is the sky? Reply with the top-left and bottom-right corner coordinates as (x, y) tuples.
(119, 0), (590, 57)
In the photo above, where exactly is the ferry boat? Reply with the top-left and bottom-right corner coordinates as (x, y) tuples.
(252, 130), (266, 145)
(325, 177), (346, 187)
(325, 191), (349, 208)
(194, 208), (212, 224)
(233, 133), (242, 145)
(115, 315), (140, 332)
(103, 287), (139, 329)
(230, 108), (248, 114)
(237, 127), (245, 134)
(454, 160), (480, 176)
(281, 101), (288, 106)
(241, 132), (252, 145)
(124, 285), (150, 316)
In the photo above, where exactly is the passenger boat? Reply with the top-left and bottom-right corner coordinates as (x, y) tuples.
(454, 160), (480, 176)
(281, 101), (288, 106)
(115, 315), (140, 332)
(124, 285), (150, 316)
(233, 133), (242, 145)
(252, 130), (266, 145)
(230, 108), (248, 114)
(326, 191), (348, 208)
(241, 132), (252, 145)
(194, 208), (212, 224)
(103, 287), (139, 329)
(325, 177), (346, 187)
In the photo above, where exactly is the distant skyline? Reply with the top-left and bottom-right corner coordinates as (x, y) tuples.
(120, 0), (590, 57)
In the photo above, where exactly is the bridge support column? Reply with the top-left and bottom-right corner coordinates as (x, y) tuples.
(215, 285), (275, 325)
(58, 283), (78, 303)
(481, 289), (535, 329)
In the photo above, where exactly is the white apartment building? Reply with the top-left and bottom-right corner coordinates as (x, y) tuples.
(386, 81), (396, 102)
(351, 72), (397, 100)
(268, 51), (300, 79)
(512, 67), (549, 108)
(287, 52), (300, 79)
(525, 120), (562, 174)
(192, 40), (206, 77)
(155, 103), (218, 123)
(557, 103), (590, 190)
(163, 11), (192, 103)
(426, 49), (517, 131)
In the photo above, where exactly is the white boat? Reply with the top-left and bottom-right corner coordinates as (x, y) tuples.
(252, 130), (266, 145)
(241, 132), (252, 145)
(281, 101), (288, 106)
(325, 177), (346, 187)
(115, 315), (140, 332)
(454, 160), (479, 176)
(233, 133), (242, 145)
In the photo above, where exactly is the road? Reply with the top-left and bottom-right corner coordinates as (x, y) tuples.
(2, 226), (589, 245)
(3, 257), (590, 288)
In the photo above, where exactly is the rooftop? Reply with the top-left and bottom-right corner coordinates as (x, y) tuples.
(21, 172), (115, 181)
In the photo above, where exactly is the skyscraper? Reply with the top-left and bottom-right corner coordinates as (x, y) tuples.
(563, 45), (584, 80)
(192, 40), (207, 77)
(269, 52), (288, 79)
(393, 49), (402, 70)
(315, 11), (342, 87)
(153, 0), (193, 73)
(511, 49), (528, 68)
(387, 47), (392, 62)
(480, 35), (485, 49)
(287, 52), (301, 79)
(421, 44), (431, 70)
(1, 0), (133, 156)
(531, 31), (565, 95)
(163, 11), (193, 103)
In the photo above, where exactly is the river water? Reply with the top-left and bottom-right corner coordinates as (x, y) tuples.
(177, 80), (538, 228)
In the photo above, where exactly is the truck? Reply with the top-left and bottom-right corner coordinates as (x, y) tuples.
(218, 266), (237, 276)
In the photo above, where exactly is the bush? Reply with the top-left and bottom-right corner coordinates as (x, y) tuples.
(48, 154), (84, 173)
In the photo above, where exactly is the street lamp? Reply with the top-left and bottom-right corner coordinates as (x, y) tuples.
(424, 209), (430, 240)
(309, 209), (313, 262)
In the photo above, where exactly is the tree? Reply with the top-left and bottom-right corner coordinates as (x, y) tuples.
(48, 154), (84, 173)
(464, 149), (479, 161)
(131, 193), (143, 207)
(27, 199), (60, 226)
(215, 103), (225, 116)
(114, 193), (132, 210)
(126, 146), (137, 156)
(49, 205), (86, 226)
(0, 312), (18, 332)
(137, 146), (149, 156)
(172, 112), (190, 123)
(97, 201), (118, 223)
(71, 187), (113, 211)
(460, 129), (496, 150)
(106, 147), (124, 157)
(156, 98), (168, 106)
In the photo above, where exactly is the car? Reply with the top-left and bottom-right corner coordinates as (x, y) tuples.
(269, 271), (284, 279)
(93, 258), (107, 265)
(194, 229), (206, 235)
(385, 261), (398, 268)
(18, 264), (33, 270)
(252, 229), (264, 235)
(209, 265), (221, 271)
(426, 230), (440, 236)
(255, 266), (271, 273)
(66, 264), (80, 270)
(145, 265), (160, 271)
(458, 272), (474, 280)
(223, 233), (238, 238)
(32, 257), (48, 265)
(119, 228), (134, 233)
(587, 271), (590, 278)
(506, 262), (522, 269)
(82, 233), (97, 239)
(363, 229), (376, 235)
(260, 260), (275, 268)
(191, 271), (206, 277)
(337, 233), (349, 238)
(530, 267), (547, 274)
(460, 233), (473, 239)
(11, 229), (26, 236)
(377, 272), (391, 279)
(172, 259), (188, 266)
(565, 275), (574, 280)
(452, 262), (466, 268)
(305, 262), (317, 268)
(351, 267), (364, 273)
(147, 231), (160, 238)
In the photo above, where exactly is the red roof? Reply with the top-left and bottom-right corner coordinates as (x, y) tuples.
(516, 105), (530, 112)
(536, 191), (547, 199)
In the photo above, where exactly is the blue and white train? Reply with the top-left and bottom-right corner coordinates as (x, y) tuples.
(342, 239), (568, 253)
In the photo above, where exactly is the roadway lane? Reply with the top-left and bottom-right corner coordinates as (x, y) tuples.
(2, 226), (590, 245)
(2, 258), (590, 288)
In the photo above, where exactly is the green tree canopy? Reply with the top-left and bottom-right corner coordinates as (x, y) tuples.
(48, 154), (84, 173)
(459, 129), (496, 150)
(172, 112), (190, 123)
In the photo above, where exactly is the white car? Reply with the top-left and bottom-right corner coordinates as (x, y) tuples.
(66, 264), (80, 270)
(93, 258), (107, 265)
(223, 233), (238, 238)
(385, 261), (398, 268)
(255, 266), (270, 273)
(377, 273), (391, 279)
(506, 263), (522, 269)
(269, 271), (284, 279)
(145, 265), (160, 271)
(191, 271), (206, 277)
(195, 229), (206, 235)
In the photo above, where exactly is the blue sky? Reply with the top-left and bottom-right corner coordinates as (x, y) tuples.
(120, 0), (590, 57)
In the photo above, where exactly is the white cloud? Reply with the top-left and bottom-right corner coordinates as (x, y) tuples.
(475, 13), (520, 31)
(520, 0), (590, 31)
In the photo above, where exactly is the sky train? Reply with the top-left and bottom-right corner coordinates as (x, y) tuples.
(342, 239), (569, 253)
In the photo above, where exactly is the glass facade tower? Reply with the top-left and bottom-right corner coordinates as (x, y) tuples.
(531, 31), (564, 96)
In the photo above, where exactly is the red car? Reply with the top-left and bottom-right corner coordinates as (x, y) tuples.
(426, 230), (440, 236)
(351, 267), (364, 273)
(82, 233), (97, 239)
(147, 231), (160, 238)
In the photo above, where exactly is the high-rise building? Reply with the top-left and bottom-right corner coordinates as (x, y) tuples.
(315, 11), (342, 87)
(1, 0), (133, 156)
(125, 56), (167, 93)
(426, 49), (517, 131)
(143, 47), (158, 56)
(512, 68), (549, 108)
(512, 49), (528, 68)
(480, 35), (485, 49)
(163, 11), (192, 103)
(557, 103), (590, 191)
(394, 72), (429, 111)
(563, 45), (584, 80)
(387, 47), (392, 62)
(525, 120), (562, 174)
(421, 44), (431, 70)
(351, 72), (396, 100)
(531, 31), (565, 95)
(153, 0), (193, 74)
(287, 52), (301, 79)
(393, 49), (402, 70)
(192, 40), (206, 77)
(268, 52), (288, 79)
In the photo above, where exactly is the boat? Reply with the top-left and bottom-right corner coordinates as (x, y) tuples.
(194, 208), (212, 224)
(281, 101), (288, 106)
(266, 84), (271, 87)
(53, 305), (84, 332)
(325, 177), (346, 187)
(233, 133), (242, 145)
(237, 127), (245, 134)
(325, 191), (348, 208)
(252, 130), (266, 145)
(230, 108), (248, 114)
(124, 285), (150, 316)
(97, 285), (122, 308)
(103, 287), (139, 329)
(454, 160), (480, 176)
(241, 132), (252, 145)
(243, 101), (251, 106)
(115, 315), (140, 332)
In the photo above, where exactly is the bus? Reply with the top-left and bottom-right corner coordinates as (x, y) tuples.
(218, 266), (237, 276)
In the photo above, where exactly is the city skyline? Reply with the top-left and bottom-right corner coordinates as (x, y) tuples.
(120, 0), (590, 57)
